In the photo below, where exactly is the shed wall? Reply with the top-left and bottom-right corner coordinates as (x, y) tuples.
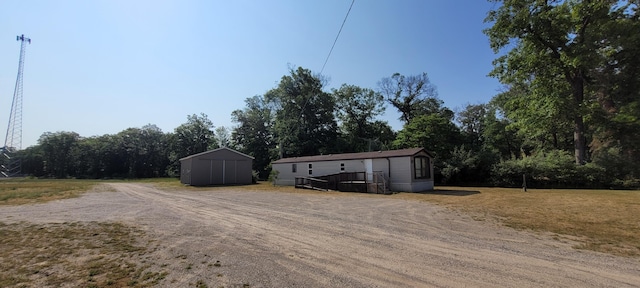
(180, 158), (192, 184)
(180, 148), (253, 186)
(189, 159), (252, 185)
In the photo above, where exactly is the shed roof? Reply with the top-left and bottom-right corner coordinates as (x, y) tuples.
(271, 147), (431, 164)
(179, 147), (255, 161)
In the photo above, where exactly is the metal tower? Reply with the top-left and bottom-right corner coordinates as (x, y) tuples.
(2, 34), (31, 177)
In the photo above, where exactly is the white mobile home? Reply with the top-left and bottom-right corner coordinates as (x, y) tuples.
(271, 147), (434, 192)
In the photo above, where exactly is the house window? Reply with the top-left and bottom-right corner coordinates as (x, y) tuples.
(292, 164), (297, 173)
(340, 163), (345, 171)
(308, 163), (313, 175)
(414, 156), (430, 179)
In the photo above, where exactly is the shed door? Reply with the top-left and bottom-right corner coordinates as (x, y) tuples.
(210, 160), (223, 185)
(224, 160), (237, 184)
(364, 159), (373, 181)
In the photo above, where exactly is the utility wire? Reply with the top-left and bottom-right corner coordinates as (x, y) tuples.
(279, 0), (355, 158)
(303, 0), (356, 119)
(320, 0), (355, 75)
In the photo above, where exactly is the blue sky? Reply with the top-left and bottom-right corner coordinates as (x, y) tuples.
(0, 0), (501, 148)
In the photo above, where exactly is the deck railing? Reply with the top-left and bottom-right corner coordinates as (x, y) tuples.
(294, 176), (328, 191)
(295, 171), (390, 194)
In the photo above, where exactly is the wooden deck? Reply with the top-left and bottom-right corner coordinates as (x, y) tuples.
(295, 172), (389, 194)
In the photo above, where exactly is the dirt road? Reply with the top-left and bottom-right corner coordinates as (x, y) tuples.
(1, 183), (639, 287)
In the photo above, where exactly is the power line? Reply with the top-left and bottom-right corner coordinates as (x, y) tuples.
(279, 1), (355, 158)
(320, 0), (355, 75)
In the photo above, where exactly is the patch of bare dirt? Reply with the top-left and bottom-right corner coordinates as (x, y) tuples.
(1, 183), (639, 287)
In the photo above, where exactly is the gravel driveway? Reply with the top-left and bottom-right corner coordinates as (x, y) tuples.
(1, 183), (639, 287)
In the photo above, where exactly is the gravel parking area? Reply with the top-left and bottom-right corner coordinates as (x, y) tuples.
(1, 183), (639, 287)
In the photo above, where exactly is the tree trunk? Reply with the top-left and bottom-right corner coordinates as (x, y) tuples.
(571, 77), (587, 165)
(574, 115), (587, 165)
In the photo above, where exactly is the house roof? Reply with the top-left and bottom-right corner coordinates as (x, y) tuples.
(271, 147), (431, 164)
(179, 147), (255, 161)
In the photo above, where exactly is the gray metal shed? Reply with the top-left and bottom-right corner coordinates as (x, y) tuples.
(180, 147), (254, 186)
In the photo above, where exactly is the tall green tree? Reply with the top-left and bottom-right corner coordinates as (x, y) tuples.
(588, 3), (640, 179)
(491, 85), (574, 152)
(117, 128), (144, 178)
(484, 0), (636, 164)
(267, 67), (338, 158)
(393, 114), (462, 161)
(23, 125), (171, 179)
(139, 124), (170, 178)
(333, 84), (388, 152)
(457, 103), (490, 149)
(38, 131), (80, 178)
(173, 113), (216, 155)
(394, 112), (462, 182)
(231, 95), (276, 179)
(72, 134), (118, 178)
(481, 105), (524, 159)
(215, 126), (232, 148)
(166, 113), (216, 176)
(115, 124), (168, 178)
(16, 145), (45, 177)
(378, 72), (442, 123)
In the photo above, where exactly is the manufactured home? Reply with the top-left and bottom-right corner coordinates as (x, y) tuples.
(271, 147), (434, 192)
(180, 147), (254, 186)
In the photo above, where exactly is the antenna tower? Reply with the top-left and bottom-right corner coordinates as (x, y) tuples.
(2, 34), (31, 177)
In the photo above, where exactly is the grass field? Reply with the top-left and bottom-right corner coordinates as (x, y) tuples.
(0, 178), (99, 205)
(394, 186), (640, 257)
(0, 178), (167, 287)
(0, 221), (166, 287)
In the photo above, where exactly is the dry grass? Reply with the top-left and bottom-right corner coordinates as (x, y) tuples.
(394, 187), (640, 257)
(0, 221), (166, 287)
(0, 178), (99, 205)
(0, 179), (168, 287)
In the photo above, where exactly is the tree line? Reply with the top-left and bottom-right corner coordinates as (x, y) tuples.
(11, 1), (640, 188)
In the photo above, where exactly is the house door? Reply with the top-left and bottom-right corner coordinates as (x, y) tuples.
(364, 159), (373, 181)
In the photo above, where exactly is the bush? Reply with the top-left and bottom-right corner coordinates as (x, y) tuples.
(591, 146), (640, 188)
(268, 169), (279, 185)
(440, 146), (497, 185)
(490, 150), (612, 188)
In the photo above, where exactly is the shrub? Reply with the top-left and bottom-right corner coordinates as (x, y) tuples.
(268, 169), (279, 185)
(591, 146), (640, 188)
(441, 146), (497, 185)
(490, 150), (613, 188)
